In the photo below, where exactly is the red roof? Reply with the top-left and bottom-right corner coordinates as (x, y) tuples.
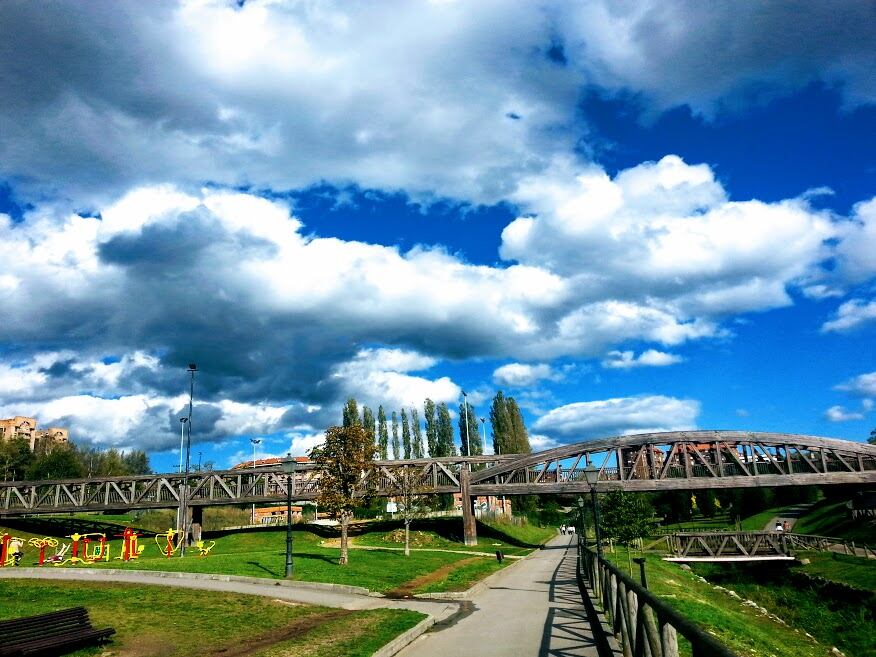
(232, 456), (310, 470)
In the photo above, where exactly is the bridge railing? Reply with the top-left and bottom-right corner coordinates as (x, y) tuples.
(578, 540), (739, 657)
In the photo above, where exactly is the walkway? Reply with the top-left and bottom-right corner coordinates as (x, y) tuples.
(397, 535), (613, 657)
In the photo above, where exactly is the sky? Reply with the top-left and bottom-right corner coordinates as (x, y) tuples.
(0, 0), (874, 473)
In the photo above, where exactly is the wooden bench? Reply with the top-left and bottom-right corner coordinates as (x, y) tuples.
(0, 607), (115, 656)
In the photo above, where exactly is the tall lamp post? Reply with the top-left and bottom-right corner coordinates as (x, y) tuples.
(577, 496), (586, 541)
(178, 418), (188, 473)
(250, 438), (262, 524)
(180, 363), (197, 557)
(282, 453), (296, 578)
(461, 390), (471, 459)
(583, 465), (603, 558)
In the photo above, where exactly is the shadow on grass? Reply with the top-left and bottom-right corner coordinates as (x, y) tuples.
(246, 561), (281, 577)
(294, 552), (340, 565)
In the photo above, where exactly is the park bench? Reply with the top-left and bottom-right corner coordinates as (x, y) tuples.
(0, 607), (115, 656)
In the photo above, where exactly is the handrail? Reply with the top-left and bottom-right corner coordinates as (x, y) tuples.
(578, 539), (739, 657)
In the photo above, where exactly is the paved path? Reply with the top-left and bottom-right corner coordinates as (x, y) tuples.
(396, 535), (609, 657)
(0, 568), (457, 621)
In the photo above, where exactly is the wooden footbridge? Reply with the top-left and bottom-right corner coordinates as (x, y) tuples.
(1, 430), (874, 543)
(663, 531), (795, 562)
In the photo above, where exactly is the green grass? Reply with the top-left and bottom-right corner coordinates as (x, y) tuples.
(477, 517), (556, 546)
(412, 557), (509, 594)
(792, 499), (876, 544)
(602, 548), (837, 657)
(0, 579), (424, 657)
(738, 507), (783, 531)
(792, 551), (876, 592)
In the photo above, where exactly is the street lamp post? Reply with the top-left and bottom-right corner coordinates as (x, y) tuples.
(178, 418), (188, 473)
(282, 453), (297, 578)
(250, 438), (262, 524)
(577, 496), (585, 539)
(180, 363), (197, 557)
(583, 465), (603, 558)
(461, 390), (471, 458)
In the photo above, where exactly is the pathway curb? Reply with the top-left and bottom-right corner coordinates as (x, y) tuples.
(372, 616), (437, 657)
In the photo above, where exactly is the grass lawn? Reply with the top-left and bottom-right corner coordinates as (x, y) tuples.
(737, 507), (784, 531)
(602, 548), (838, 657)
(792, 550), (876, 592)
(477, 518), (556, 546)
(0, 579), (424, 657)
(792, 499), (876, 544)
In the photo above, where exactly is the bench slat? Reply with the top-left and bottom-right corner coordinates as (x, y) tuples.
(0, 607), (114, 657)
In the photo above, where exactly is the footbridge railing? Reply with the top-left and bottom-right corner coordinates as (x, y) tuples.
(579, 541), (739, 657)
(664, 531), (792, 561)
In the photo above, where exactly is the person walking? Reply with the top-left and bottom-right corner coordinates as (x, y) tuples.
(560, 524), (567, 536)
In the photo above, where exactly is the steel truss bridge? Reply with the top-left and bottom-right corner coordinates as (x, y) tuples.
(1, 431), (874, 520)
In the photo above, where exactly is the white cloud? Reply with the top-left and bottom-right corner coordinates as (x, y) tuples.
(601, 349), (683, 369)
(821, 299), (876, 333)
(824, 405), (865, 422)
(492, 363), (561, 388)
(533, 395), (700, 440)
(835, 372), (876, 398)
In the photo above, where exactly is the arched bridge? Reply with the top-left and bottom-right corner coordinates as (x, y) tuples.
(1, 431), (874, 518)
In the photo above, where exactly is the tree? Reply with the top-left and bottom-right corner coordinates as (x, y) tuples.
(123, 450), (151, 475)
(869, 428), (876, 445)
(342, 398), (360, 427)
(0, 437), (33, 481)
(411, 409), (424, 459)
(401, 409), (412, 459)
(435, 403), (455, 457)
(26, 446), (85, 480)
(600, 490), (655, 547)
(310, 425), (377, 565)
(377, 405), (388, 460)
(390, 466), (429, 556)
(424, 398), (437, 457)
(458, 401), (482, 456)
(363, 406), (376, 443)
(391, 411), (400, 459)
(506, 397), (532, 453)
(490, 391), (513, 454)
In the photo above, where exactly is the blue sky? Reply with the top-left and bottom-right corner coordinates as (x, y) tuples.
(0, 1), (874, 473)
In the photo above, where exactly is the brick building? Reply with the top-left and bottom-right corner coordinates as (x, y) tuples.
(0, 416), (69, 450)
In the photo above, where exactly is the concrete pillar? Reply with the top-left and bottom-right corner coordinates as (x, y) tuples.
(460, 467), (477, 546)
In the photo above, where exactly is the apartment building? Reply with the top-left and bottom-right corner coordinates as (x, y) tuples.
(0, 416), (69, 450)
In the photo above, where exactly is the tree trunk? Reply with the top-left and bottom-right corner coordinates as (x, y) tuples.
(339, 513), (349, 565)
(404, 520), (410, 557)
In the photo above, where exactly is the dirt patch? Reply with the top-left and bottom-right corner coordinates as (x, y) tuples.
(203, 609), (351, 657)
(384, 557), (481, 598)
(115, 632), (177, 657)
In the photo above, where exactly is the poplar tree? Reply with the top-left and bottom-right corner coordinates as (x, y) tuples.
(424, 398), (437, 457)
(401, 408), (412, 459)
(489, 391), (513, 455)
(362, 406), (375, 441)
(411, 408), (424, 458)
(458, 401), (482, 456)
(506, 397), (532, 453)
(342, 398), (360, 427)
(377, 405), (389, 460)
(391, 411), (400, 459)
(435, 402), (455, 457)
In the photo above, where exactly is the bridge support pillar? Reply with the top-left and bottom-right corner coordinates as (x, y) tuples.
(191, 506), (203, 544)
(460, 467), (477, 546)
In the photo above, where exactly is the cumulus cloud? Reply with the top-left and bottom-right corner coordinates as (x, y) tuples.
(601, 349), (683, 370)
(824, 405), (865, 422)
(821, 299), (876, 332)
(533, 395), (700, 440)
(492, 363), (561, 388)
(835, 372), (876, 398)
(1, 2), (873, 205)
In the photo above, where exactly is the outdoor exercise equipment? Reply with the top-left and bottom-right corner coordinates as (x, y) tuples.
(81, 533), (110, 562)
(155, 528), (180, 558)
(194, 539), (215, 557)
(114, 527), (144, 561)
(28, 537), (62, 565)
(0, 533), (25, 567)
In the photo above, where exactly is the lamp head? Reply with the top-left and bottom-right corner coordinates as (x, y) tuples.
(282, 453), (297, 475)
(577, 496), (584, 508)
(187, 363), (198, 372)
(179, 417), (188, 424)
(583, 464), (599, 486)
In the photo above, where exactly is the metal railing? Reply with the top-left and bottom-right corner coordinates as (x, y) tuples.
(578, 539), (739, 657)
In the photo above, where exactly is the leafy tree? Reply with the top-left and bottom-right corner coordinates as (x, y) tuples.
(391, 411), (400, 459)
(123, 450), (151, 475)
(26, 446), (85, 480)
(411, 408), (424, 459)
(377, 405), (388, 460)
(435, 403), (455, 457)
(458, 401), (482, 456)
(490, 391), (513, 454)
(599, 490), (655, 545)
(363, 406), (376, 443)
(401, 409), (412, 459)
(342, 398), (360, 427)
(506, 397), (532, 453)
(0, 437), (33, 481)
(389, 466), (429, 556)
(310, 424), (377, 565)
(424, 398), (437, 457)
(698, 490), (717, 518)
(869, 428), (876, 445)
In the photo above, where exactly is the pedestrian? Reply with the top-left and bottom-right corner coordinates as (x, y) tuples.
(568, 525), (575, 535)
(560, 524), (566, 535)
(783, 520), (790, 533)
(774, 521), (783, 532)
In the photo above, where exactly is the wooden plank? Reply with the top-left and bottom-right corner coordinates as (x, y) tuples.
(658, 443), (680, 479)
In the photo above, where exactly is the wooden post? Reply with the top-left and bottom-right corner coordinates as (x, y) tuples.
(460, 466), (477, 546)
(191, 505), (203, 543)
